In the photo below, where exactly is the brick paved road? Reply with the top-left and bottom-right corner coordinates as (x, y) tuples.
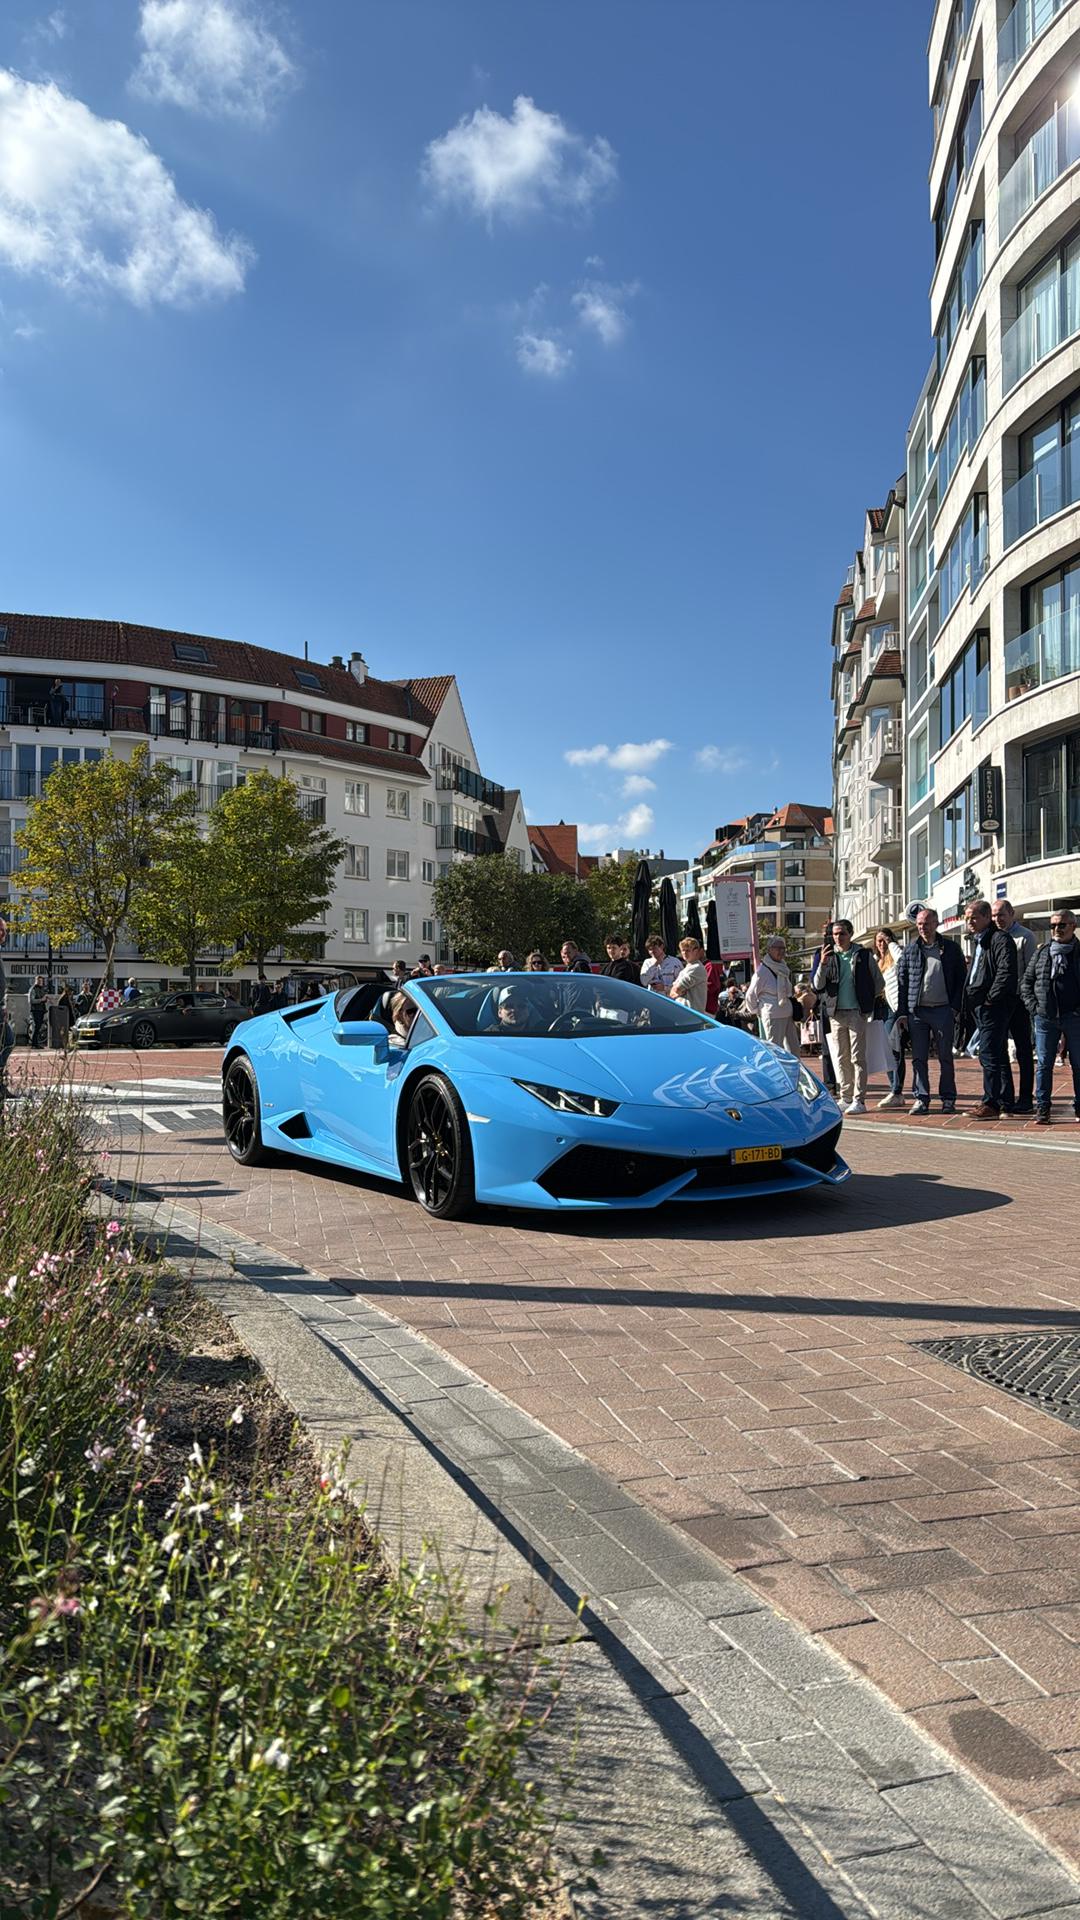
(12, 1045), (1080, 1863)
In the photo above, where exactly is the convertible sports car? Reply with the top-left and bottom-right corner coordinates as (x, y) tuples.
(221, 972), (849, 1219)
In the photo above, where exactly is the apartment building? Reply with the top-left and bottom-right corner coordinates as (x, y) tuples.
(673, 805), (833, 963)
(0, 611), (529, 993)
(904, 0), (1080, 933)
(829, 497), (906, 943)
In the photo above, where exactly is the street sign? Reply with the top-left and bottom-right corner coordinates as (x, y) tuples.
(707, 877), (756, 961)
(996, 879), (1008, 899)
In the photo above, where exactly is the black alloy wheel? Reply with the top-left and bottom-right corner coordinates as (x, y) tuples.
(130, 1021), (157, 1050)
(405, 1075), (474, 1220)
(222, 1055), (271, 1166)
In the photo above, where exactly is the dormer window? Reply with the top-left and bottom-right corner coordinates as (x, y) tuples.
(173, 642), (209, 664)
(388, 729), (408, 752)
(295, 669), (322, 692)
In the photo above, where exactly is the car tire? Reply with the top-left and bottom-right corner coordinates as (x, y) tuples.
(130, 1021), (157, 1050)
(404, 1073), (474, 1220)
(222, 1055), (272, 1166)
(221, 1020), (238, 1044)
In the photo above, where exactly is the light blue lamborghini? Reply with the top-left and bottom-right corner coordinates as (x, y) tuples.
(221, 973), (849, 1219)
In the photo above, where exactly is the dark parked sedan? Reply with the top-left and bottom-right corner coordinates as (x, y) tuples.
(74, 993), (248, 1050)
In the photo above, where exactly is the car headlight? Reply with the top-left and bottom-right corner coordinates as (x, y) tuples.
(515, 1080), (620, 1118)
(102, 1016), (127, 1028)
(797, 1064), (827, 1103)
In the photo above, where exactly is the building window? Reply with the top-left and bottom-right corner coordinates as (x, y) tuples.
(757, 886), (778, 907)
(1005, 225), (1080, 393)
(345, 780), (369, 815)
(785, 885), (805, 904)
(387, 849), (409, 880)
(1005, 386), (1080, 548)
(1008, 553), (1080, 700)
(422, 858), (436, 884)
(386, 787), (409, 818)
(937, 358), (987, 497)
(933, 78), (982, 258)
(173, 642), (209, 664)
(422, 919), (435, 944)
(911, 725), (930, 806)
(910, 625), (929, 701)
(1023, 726), (1080, 862)
(911, 825), (929, 902)
(937, 774), (980, 877)
(783, 859), (804, 877)
(938, 495), (988, 621)
(295, 668), (322, 692)
(759, 861), (777, 882)
(784, 911), (805, 930)
(344, 844), (369, 880)
(935, 220), (984, 374)
(299, 710), (325, 735)
(936, 630), (989, 744)
(345, 721), (368, 743)
(344, 908), (369, 943)
(387, 729), (408, 753)
(428, 743), (437, 768)
(387, 911), (410, 942)
(422, 799), (435, 825)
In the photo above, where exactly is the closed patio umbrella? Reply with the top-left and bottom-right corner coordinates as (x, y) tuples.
(705, 897), (721, 962)
(658, 877), (679, 957)
(630, 859), (652, 961)
(684, 896), (703, 946)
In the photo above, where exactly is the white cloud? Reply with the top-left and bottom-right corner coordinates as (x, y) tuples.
(424, 94), (616, 222)
(695, 744), (749, 775)
(577, 802), (655, 852)
(0, 68), (253, 306)
(564, 743), (610, 766)
(621, 773), (655, 798)
(13, 319), (41, 339)
(131, 0), (297, 126)
(516, 330), (571, 378)
(564, 739), (672, 774)
(573, 277), (637, 348)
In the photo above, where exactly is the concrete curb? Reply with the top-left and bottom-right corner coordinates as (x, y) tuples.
(847, 1119), (1080, 1153)
(106, 1180), (1080, 1920)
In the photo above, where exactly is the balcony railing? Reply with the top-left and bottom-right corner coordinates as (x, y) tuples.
(1004, 604), (1080, 700)
(436, 765), (505, 810)
(999, 96), (1080, 242)
(0, 697), (107, 730)
(0, 772), (45, 802)
(864, 807), (903, 860)
(110, 708), (279, 752)
(998, 0), (1070, 87)
(1002, 255), (1080, 393)
(296, 792), (326, 823)
(869, 718), (903, 767)
(1003, 437), (1080, 547)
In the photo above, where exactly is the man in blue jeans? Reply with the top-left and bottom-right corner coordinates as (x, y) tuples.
(1020, 906), (1080, 1125)
(963, 899), (1019, 1119)
(894, 907), (967, 1115)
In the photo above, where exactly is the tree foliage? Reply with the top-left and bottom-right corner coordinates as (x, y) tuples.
(209, 773), (347, 979)
(582, 858), (655, 942)
(433, 856), (601, 966)
(128, 819), (230, 991)
(13, 748), (197, 984)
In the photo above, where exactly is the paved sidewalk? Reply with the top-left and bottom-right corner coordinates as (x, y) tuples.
(10, 1048), (1080, 1866)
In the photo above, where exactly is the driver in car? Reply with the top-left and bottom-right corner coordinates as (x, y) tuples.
(494, 986), (546, 1035)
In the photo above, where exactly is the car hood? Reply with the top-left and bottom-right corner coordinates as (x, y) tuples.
(446, 1028), (798, 1108)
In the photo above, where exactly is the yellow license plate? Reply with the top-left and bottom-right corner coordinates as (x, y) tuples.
(731, 1145), (782, 1165)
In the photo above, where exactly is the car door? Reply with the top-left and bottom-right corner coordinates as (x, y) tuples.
(187, 995), (223, 1043)
(298, 1001), (399, 1169)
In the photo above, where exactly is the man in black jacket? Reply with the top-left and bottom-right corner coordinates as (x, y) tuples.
(1021, 906), (1080, 1125)
(894, 907), (966, 1114)
(963, 899), (1018, 1119)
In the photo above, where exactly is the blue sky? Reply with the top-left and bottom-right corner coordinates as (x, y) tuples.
(1, 0), (933, 861)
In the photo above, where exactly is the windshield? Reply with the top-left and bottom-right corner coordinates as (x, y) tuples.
(416, 973), (713, 1039)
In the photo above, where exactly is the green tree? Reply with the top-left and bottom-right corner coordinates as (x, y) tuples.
(13, 748), (197, 986)
(210, 773), (347, 980)
(583, 859), (647, 942)
(128, 818), (231, 992)
(433, 857), (601, 966)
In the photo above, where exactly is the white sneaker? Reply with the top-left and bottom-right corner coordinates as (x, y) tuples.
(909, 1100), (929, 1116)
(845, 1099), (867, 1115)
(877, 1092), (902, 1109)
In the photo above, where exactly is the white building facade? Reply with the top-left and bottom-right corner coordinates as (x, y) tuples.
(830, 503), (906, 943)
(0, 612), (530, 995)
(905, 0), (1080, 934)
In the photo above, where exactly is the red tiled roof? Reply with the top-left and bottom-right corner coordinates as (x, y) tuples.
(528, 822), (581, 877)
(0, 611), (431, 724)
(391, 674), (455, 721)
(275, 730), (426, 780)
(836, 583), (854, 607)
(765, 802), (832, 835)
(868, 648), (902, 679)
(853, 598), (877, 622)
(867, 507), (886, 532)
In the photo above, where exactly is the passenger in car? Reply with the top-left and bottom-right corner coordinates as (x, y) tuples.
(388, 992), (418, 1045)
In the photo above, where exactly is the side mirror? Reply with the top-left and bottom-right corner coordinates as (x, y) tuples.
(334, 1018), (389, 1061)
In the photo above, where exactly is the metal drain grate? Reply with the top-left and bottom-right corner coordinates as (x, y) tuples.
(916, 1331), (1080, 1432)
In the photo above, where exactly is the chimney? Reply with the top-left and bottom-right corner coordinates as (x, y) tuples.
(350, 650), (367, 684)
(330, 654), (344, 670)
